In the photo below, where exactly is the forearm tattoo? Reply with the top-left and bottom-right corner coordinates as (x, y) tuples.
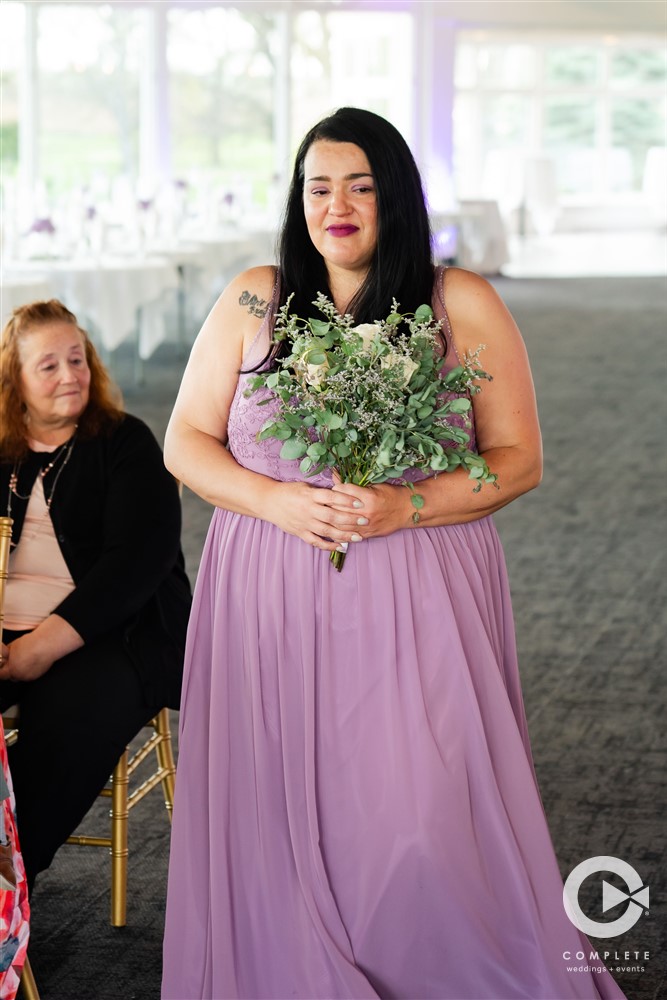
(239, 290), (268, 318)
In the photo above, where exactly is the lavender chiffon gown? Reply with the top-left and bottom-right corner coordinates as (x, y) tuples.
(162, 272), (625, 1000)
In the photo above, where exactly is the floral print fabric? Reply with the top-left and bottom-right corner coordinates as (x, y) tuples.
(0, 718), (30, 1000)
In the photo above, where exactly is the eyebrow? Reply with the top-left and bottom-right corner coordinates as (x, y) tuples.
(305, 172), (374, 182)
(36, 347), (84, 362)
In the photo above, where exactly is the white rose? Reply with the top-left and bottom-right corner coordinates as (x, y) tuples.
(380, 353), (419, 388)
(304, 360), (329, 387)
(352, 323), (382, 352)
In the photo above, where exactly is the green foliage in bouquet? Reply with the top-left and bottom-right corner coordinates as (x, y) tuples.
(246, 293), (498, 569)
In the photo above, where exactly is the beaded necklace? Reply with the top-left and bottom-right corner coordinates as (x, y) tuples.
(7, 431), (78, 523)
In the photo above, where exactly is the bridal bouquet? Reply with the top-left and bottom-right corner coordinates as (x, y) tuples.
(246, 293), (497, 570)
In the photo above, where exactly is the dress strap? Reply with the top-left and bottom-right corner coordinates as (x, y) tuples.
(432, 264), (461, 366)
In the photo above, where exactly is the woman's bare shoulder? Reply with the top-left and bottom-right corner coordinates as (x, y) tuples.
(194, 264), (277, 356)
(443, 265), (516, 323)
(220, 264), (277, 319)
(170, 265), (278, 434)
(442, 265), (503, 305)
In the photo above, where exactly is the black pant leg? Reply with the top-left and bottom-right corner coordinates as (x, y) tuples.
(4, 633), (161, 888)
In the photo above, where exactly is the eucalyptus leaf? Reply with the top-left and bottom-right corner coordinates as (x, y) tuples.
(382, 467), (406, 479)
(280, 438), (308, 460)
(309, 319), (331, 336)
(442, 366), (464, 384)
(414, 304), (433, 322)
(448, 398), (472, 414)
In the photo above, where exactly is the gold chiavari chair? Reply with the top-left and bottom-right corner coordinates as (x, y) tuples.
(64, 706), (176, 927)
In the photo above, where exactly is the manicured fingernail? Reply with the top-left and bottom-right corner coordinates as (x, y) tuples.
(356, 517), (369, 526)
(336, 542), (349, 553)
(352, 500), (363, 509)
(350, 533), (362, 542)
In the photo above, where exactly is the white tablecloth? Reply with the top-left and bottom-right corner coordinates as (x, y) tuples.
(148, 227), (277, 341)
(178, 227), (276, 297)
(1, 273), (56, 327)
(2, 256), (180, 359)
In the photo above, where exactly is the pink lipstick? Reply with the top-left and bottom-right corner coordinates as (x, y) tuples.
(327, 225), (359, 237)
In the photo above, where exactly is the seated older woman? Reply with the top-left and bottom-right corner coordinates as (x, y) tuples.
(0, 299), (191, 890)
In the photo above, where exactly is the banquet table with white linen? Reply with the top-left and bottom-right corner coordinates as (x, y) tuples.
(2, 255), (180, 365)
(1, 272), (56, 327)
(160, 226), (278, 333)
(2, 226), (277, 375)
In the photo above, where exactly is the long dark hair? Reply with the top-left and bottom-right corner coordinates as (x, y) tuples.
(257, 107), (434, 369)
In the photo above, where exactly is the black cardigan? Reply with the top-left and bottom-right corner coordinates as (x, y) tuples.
(1, 414), (192, 709)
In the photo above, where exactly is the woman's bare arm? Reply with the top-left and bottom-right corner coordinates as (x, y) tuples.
(164, 266), (364, 552)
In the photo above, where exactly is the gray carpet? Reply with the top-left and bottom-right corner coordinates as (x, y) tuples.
(23, 276), (666, 1000)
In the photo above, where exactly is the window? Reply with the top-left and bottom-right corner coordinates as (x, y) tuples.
(37, 4), (142, 197)
(291, 10), (413, 150)
(454, 34), (667, 205)
(545, 46), (601, 86)
(167, 6), (276, 211)
(0, 2), (23, 179)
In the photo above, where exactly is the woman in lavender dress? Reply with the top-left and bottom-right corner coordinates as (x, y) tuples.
(162, 108), (624, 1000)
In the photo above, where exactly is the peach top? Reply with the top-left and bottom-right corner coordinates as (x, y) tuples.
(5, 443), (75, 631)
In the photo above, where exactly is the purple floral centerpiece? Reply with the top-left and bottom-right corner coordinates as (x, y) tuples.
(29, 217), (56, 235)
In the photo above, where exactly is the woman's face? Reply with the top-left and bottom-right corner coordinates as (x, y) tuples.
(19, 321), (91, 435)
(303, 140), (378, 279)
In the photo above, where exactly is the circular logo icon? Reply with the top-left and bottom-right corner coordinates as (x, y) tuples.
(563, 856), (649, 938)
